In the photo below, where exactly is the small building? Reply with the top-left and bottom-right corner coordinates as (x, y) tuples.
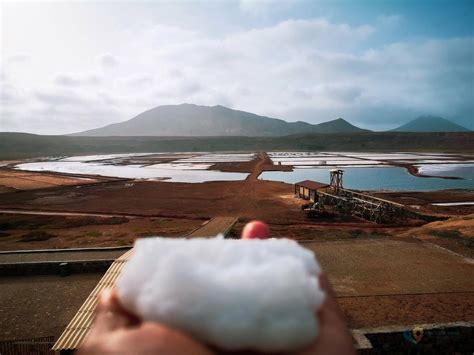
(294, 180), (329, 202)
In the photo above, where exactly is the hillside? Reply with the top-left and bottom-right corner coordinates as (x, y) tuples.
(72, 104), (368, 137)
(392, 116), (470, 132)
(312, 118), (366, 133)
(1, 132), (473, 160)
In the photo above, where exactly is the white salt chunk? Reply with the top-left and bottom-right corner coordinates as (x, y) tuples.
(116, 237), (325, 352)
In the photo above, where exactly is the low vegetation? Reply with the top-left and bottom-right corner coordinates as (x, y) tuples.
(18, 231), (57, 242)
(1, 132), (473, 159)
(81, 230), (102, 238)
(0, 215), (129, 230)
(428, 229), (464, 239)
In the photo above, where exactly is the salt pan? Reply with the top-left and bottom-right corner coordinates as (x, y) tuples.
(116, 237), (325, 352)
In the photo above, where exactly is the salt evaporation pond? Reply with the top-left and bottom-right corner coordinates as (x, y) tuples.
(432, 202), (474, 206)
(417, 163), (474, 180)
(15, 153), (250, 183)
(264, 151), (474, 191)
(260, 167), (474, 191)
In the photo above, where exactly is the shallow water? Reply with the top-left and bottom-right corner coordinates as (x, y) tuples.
(271, 159), (384, 165)
(268, 152), (474, 166)
(15, 152), (474, 189)
(16, 153), (249, 183)
(259, 166), (474, 191)
(59, 153), (155, 162)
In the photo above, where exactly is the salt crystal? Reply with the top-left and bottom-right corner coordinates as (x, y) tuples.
(116, 237), (325, 352)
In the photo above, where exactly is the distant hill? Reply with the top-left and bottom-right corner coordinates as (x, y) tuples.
(392, 116), (470, 132)
(72, 104), (369, 137)
(1, 131), (473, 160)
(312, 117), (366, 133)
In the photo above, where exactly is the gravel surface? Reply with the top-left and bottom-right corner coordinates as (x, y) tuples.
(302, 239), (474, 297)
(0, 273), (102, 341)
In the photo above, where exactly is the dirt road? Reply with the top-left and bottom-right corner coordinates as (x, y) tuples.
(0, 209), (140, 218)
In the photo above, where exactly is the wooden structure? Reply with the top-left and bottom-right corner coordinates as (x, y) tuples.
(52, 249), (133, 353)
(294, 180), (329, 201)
(186, 217), (238, 238)
(317, 188), (406, 223)
(52, 217), (239, 354)
(295, 172), (408, 224)
(329, 169), (344, 193)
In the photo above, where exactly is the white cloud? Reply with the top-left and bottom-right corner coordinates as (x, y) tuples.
(239, 0), (297, 15)
(1, 12), (473, 133)
(54, 73), (102, 87)
(120, 74), (154, 88)
(100, 53), (119, 68)
(7, 53), (31, 64)
(0, 83), (27, 105)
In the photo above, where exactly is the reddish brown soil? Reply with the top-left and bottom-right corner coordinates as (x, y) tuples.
(0, 154), (305, 224)
(0, 153), (473, 333)
(399, 214), (474, 258)
(0, 214), (204, 250)
(373, 190), (474, 216)
(0, 169), (101, 190)
(0, 179), (302, 222)
(211, 152), (293, 173)
(0, 153), (472, 251)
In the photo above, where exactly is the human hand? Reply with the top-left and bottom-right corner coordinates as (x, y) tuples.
(80, 221), (354, 354)
(295, 273), (355, 355)
(242, 220), (355, 355)
(78, 288), (212, 355)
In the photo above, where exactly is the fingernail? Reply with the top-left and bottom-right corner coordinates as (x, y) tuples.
(100, 288), (113, 305)
(242, 220), (271, 239)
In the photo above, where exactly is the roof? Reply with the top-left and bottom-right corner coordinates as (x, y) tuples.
(295, 180), (329, 190)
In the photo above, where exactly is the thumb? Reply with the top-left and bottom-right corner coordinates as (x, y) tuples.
(241, 220), (271, 239)
(93, 288), (139, 333)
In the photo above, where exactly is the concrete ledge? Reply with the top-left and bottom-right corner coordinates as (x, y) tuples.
(356, 321), (474, 334)
(0, 259), (114, 277)
(351, 329), (372, 350)
(352, 321), (474, 354)
(0, 246), (133, 255)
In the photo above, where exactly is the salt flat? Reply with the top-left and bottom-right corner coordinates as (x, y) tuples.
(15, 153), (251, 183)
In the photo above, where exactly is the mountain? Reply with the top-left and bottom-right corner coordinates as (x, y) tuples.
(391, 115), (470, 132)
(72, 104), (369, 137)
(311, 117), (366, 133)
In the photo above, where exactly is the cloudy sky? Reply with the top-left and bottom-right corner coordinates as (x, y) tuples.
(1, 0), (473, 134)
